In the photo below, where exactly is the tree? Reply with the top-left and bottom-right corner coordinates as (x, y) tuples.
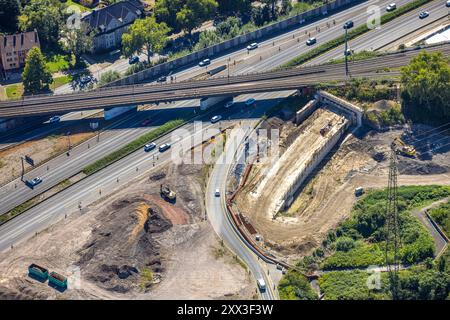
(98, 70), (121, 86)
(155, 0), (218, 35)
(62, 24), (94, 66)
(216, 0), (251, 15)
(22, 47), (53, 94)
(19, 0), (64, 47)
(121, 16), (170, 64)
(401, 51), (450, 123)
(0, 0), (21, 31)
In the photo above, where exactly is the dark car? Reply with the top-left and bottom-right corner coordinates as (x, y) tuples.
(419, 11), (429, 19)
(159, 143), (171, 152)
(156, 75), (167, 83)
(129, 56), (139, 64)
(80, 75), (93, 85)
(26, 177), (42, 188)
(343, 20), (354, 29)
(144, 143), (156, 152)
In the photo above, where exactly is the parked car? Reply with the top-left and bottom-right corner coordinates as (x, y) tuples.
(128, 56), (139, 64)
(199, 58), (211, 67)
(447, 0), (450, 7)
(306, 37), (317, 46)
(247, 42), (258, 50)
(210, 115), (222, 123)
(159, 143), (171, 152)
(225, 101), (235, 108)
(144, 142), (156, 152)
(49, 116), (60, 123)
(345, 49), (352, 56)
(419, 11), (429, 19)
(214, 188), (220, 197)
(343, 20), (354, 29)
(141, 118), (151, 126)
(386, 3), (396, 11)
(27, 177), (42, 188)
(80, 75), (93, 85)
(355, 187), (365, 197)
(245, 98), (256, 107)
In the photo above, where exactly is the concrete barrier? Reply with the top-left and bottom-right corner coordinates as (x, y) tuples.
(106, 0), (365, 87)
(295, 99), (319, 124)
(317, 90), (363, 127)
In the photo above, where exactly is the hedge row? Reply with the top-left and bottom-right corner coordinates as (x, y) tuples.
(281, 0), (434, 68)
(82, 119), (185, 175)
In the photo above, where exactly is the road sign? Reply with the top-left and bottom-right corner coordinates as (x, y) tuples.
(24, 155), (34, 167)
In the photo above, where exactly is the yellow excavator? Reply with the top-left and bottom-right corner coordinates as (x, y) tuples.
(160, 184), (176, 202)
(394, 137), (416, 157)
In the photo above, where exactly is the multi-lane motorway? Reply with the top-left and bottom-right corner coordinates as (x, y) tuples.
(1, 0), (448, 299)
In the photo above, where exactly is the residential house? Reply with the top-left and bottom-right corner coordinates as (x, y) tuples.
(0, 30), (40, 77)
(81, 0), (144, 53)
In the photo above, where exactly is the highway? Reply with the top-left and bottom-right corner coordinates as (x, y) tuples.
(0, 0), (447, 299)
(2, 0), (439, 216)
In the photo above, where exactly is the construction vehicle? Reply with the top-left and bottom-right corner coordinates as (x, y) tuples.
(394, 137), (416, 157)
(160, 184), (176, 202)
(320, 120), (334, 136)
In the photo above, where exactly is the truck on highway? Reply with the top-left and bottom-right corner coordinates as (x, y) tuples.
(28, 263), (49, 280)
(200, 96), (233, 111)
(257, 278), (266, 292)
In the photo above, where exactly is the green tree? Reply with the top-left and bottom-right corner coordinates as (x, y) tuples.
(62, 24), (94, 66)
(176, 0), (218, 35)
(0, 0), (21, 31)
(98, 70), (121, 86)
(216, 0), (251, 15)
(19, 0), (64, 47)
(122, 16), (170, 64)
(22, 46), (53, 94)
(401, 51), (450, 122)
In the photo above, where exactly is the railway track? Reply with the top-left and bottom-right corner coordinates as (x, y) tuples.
(0, 43), (448, 118)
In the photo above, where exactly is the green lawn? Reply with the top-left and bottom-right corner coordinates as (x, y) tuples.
(428, 201), (450, 238)
(46, 53), (75, 73)
(51, 75), (73, 90)
(5, 83), (24, 99)
(65, 0), (93, 12)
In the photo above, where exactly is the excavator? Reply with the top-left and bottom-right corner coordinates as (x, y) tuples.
(160, 184), (176, 202)
(393, 137), (416, 157)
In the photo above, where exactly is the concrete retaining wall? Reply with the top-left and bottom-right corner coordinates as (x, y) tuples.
(106, 0), (364, 87)
(317, 90), (363, 127)
(281, 117), (350, 210)
(295, 99), (319, 124)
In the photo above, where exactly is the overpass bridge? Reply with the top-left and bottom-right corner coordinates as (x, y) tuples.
(0, 43), (448, 118)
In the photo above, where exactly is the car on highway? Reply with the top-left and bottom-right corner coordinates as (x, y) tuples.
(214, 188), (220, 197)
(257, 278), (266, 292)
(210, 115), (222, 123)
(49, 116), (61, 123)
(247, 42), (258, 50)
(345, 49), (352, 56)
(386, 3), (396, 11)
(128, 56), (139, 64)
(198, 58), (211, 67)
(26, 177), (42, 188)
(225, 101), (234, 108)
(343, 20), (354, 29)
(144, 142), (156, 152)
(419, 11), (429, 19)
(245, 98), (256, 107)
(159, 143), (171, 152)
(306, 37), (317, 46)
(141, 118), (151, 126)
(447, 0), (450, 7)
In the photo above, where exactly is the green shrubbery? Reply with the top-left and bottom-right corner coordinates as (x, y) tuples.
(428, 201), (450, 238)
(320, 186), (450, 269)
(278, 270), (318, 300)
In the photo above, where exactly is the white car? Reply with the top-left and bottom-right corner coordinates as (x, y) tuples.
(386, 3), (396, 11)
(447, 0), (450, 7)
(27, 177), (42, 188)
(144, 142), (156, 152)
(210, 115), (222, 123)
(214, 188), (220, 197)
(257, 278), (266, 291)
(49, 116), (60, 123)
(247, 42), (258, 50)
(225, 101), (234, 108)
(306, 37), (317, 46)
(199, 58), (211, 67)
